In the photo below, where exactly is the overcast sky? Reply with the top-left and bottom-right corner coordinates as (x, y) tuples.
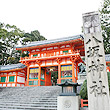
(0, 0), (103, 40)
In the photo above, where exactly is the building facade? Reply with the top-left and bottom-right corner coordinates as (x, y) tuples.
(0, 63), (26, 87)
(16, 35), (84, 86)
(0, 35), (110, 87)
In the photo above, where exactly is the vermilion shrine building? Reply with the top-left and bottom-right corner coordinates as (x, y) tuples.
(0, 63), (26, 87)
(0, 35), (110, 87)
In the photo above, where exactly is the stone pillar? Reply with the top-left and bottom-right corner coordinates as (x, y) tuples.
(57, 96), (80, 110)
(82, 11), (110, 110)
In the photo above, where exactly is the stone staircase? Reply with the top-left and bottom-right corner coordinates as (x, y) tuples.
(0, 86), (61, 110)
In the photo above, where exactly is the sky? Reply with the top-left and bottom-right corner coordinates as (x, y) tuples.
(0, 0), (103, 40)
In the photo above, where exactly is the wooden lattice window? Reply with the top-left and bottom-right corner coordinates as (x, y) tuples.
(33, 54), (38, 57)
(0, 77), (6, 82)
(29, 68), (39, 79)
(63, 50), (68, 53)
(9, 76), (15, 82)
(61, 65), (72, 78)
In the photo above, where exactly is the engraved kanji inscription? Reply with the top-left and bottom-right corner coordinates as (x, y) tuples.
(83, 14), (101, 34)
(87, 45), (103, 58)
(90, 80), (107, 97)
(88, 59), (104, 78)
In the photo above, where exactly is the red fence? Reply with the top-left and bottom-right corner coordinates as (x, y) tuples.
(81, 99), (88, 107)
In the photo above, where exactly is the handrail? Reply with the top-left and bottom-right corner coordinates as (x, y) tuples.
(81, 99), (88, 107)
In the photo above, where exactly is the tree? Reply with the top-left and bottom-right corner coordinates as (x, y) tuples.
(0, 22), (24, 65)
(0, 22), (47, 65)
(21, 30), (46, 45)
(100, 0), (110, 54)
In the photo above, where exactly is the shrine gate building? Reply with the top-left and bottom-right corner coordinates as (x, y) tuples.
(16, 35), (85, 86)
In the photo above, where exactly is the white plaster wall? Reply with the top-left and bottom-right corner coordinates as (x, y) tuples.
(41, 61), (45, 66)
(17, 84), (20, 87)
(21, 84), (24, 87)
(18, 72), (24, 76)
(35, 64), (39, 66)
(29, 65), (34, 67)
(56, 52), (59, 56)
(67, 58), (72, 63)
(46, 60), (52, 65)
(7, 84), (11, 87)
(38, 54), (40, 57)
(69, 50), (72, 53)
(60, 51), (63, 54)
(46, 62), (52, 65)
(12, 83), (15, 87)
(66, 45), (70, 47)
(3, 84), (6, 87)
(14, 76), (16, 82)
(53, 62), (58, 65)
(60, 58), (65, 64)
(17, 76), (25, 83)
(0, 84), (2, 87)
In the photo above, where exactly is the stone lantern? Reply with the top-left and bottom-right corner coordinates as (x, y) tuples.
(57, 80), (80, 110)
(58, 80), (80, 96)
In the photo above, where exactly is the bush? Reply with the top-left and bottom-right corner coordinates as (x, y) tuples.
(80, 80), (88, 99)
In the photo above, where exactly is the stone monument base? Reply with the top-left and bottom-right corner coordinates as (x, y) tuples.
(57, 96), (80, 110)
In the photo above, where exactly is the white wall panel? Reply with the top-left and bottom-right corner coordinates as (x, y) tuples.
(0, 84), (2, 87)
(12, 83), (15, 87)
(7, 84), (11, 87)
(17, 84), (20, 87)
(17, 76), (25, 83)
(3, 84), (6, 87)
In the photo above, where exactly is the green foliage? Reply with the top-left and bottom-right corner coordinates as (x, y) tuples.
(80, 72), (110, 99)
(80, 80), (88, 99)
(0, 22), (24, 65)
(21, 30), (46, 45)
(100, 0), (110, 54)
(0, 22), (46, 65)
(107, 72), (110, 91)
(21, 51), (29, 58)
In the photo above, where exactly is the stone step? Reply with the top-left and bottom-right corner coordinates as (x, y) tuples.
(0, 105), (57, 110)
(0, 103), (57, 107)
(0, 86), (61, 110)
(0, 99), (57, 102)
(0, 97), (57, 99)
(0, 101), (57, 104)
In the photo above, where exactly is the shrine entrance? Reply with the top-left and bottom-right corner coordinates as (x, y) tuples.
(43, 66), (58, 86)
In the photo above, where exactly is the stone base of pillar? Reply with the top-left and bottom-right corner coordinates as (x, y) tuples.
(57, 96), (80, 110)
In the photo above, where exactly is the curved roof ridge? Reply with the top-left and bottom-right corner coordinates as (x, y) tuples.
(105, 54), (110, 61)
(0, 63), (26, 71)
(16, 34), (83, 49)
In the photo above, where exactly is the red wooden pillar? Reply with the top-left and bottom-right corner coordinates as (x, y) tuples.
(6, 72), (8, 87)
(44, 68), (47, 86)
(15, 71), (18, 87)
(58, 64), (61, 84)
(56, 58), (61, 84)
(72, 62), (75, 82)
(27, 67), (29, 86)
(70, 56), (76, 83)
(76, 63), (78, 80)
(38, 66), (41, 86)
